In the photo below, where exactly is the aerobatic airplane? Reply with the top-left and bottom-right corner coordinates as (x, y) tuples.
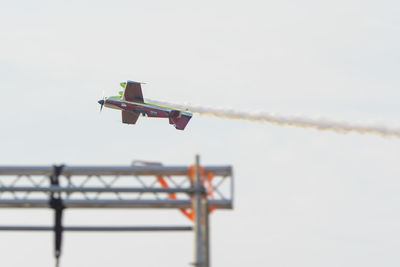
(98, 81), (192, 130)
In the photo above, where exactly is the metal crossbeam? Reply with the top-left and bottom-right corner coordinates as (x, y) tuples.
(0, 199), (232, 208)
(0, 186), (201, 193)
(0, 226), (193, 231)
(0, 165), (233, 210)
(0, 166), (232, 176)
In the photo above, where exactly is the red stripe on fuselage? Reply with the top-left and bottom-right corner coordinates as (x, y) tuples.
(105, 99), (170, 118)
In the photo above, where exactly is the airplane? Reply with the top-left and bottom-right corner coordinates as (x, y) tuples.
(97, 80), (192, 130)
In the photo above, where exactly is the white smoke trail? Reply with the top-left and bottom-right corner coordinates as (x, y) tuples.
(147, 99), (400, 138)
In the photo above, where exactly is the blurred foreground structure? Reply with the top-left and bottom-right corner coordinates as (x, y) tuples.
(0, 156), (233, 267)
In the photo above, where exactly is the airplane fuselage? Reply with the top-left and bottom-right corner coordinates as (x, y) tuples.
(104, 98), (190, 118)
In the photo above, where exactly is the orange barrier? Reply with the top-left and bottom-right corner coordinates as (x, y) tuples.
(157, 165), (216, 221)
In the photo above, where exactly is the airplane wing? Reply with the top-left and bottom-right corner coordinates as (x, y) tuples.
(123, 81), (144, 103)
(122, 111), (139, 124)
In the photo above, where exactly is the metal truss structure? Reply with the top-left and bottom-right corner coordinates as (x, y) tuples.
(0, 156), (233, 267)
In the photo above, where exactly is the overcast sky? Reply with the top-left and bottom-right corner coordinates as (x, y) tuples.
(1, 0), (400, 266)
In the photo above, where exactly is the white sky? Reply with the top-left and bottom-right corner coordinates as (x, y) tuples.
(1, 0), (400, 266)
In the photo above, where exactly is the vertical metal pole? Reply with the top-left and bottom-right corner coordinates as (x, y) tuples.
(202, 197), (210, 267)
(193, 155), (205, 266)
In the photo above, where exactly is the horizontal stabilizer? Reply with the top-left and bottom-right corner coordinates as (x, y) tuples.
(169, 114), (192, 130)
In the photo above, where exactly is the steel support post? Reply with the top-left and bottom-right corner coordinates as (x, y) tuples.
(193, 155), (209, 267)
(202, 196), (210, 267)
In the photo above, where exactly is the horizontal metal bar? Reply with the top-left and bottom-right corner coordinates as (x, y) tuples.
(0, 199), (232, 209)
(0, 166), (232, 176)
(0, 226), (193, 231)
(0, 186), (198, 194)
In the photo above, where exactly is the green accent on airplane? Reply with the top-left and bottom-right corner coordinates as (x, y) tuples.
(107, 91), (124, 100)
(120, 82), (126, 88)
(108, 95), (121, 100)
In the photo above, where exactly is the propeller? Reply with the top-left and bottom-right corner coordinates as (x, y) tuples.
(98, 90), (106, 112)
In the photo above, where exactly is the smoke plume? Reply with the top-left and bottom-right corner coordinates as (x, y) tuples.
(148, 99), (400, 138)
